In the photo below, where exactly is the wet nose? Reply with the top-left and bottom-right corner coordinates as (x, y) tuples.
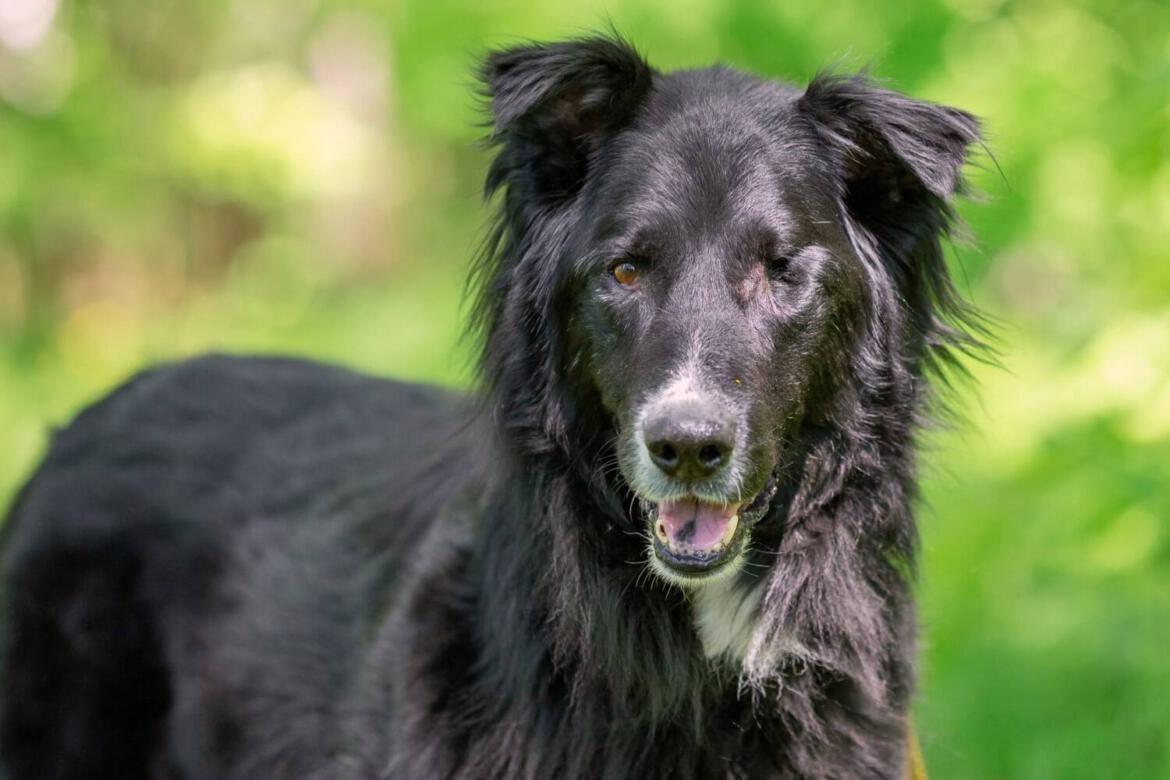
(642, 399), (737, 481)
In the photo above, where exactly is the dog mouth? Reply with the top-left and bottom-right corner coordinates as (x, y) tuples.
(640, 474), (779, 584)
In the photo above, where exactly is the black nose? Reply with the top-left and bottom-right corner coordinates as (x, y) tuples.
(642, 400), (736, 481)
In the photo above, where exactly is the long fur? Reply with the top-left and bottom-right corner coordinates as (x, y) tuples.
(0, 35), (982, 779)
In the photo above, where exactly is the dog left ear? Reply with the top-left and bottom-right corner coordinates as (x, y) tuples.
(799, 74), (983, 363)
(482, 36), (654, 204)
(799, 73), (980, 202)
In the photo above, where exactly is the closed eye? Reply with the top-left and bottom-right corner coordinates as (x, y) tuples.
(765, 254), (796, 283)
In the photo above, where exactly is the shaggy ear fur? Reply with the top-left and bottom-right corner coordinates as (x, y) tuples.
(799, 75), (983, 371)
(473, 38), (654, 456)
(482, 36), (654, 203)
(800, 74), (979, 199)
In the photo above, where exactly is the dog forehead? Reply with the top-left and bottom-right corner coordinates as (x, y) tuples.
(600, 73), (831, 234)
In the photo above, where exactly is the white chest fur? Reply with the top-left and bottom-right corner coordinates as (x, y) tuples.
(691, 576), (765, 661)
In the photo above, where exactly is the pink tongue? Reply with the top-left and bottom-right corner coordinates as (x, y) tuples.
(657, 499), (739, 551)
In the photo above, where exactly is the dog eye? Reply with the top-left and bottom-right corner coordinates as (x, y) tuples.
(766, 255), (795, 283)
(610, 260), (640, 287)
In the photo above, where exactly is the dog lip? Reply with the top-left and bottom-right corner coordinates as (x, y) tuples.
(637, 469), (780, 532)
(739, 472), (780, 522)
(651, 535), (739, 574)
(644, 499), (750, 575)
(638, 470), (780, 576)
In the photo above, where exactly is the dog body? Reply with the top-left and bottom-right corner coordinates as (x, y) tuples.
(0, 37), (980, 779)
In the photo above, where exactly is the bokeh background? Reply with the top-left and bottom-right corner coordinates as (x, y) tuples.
(1, 0), (1167, 776)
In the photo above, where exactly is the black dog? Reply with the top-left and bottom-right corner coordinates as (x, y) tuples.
(0, 35), (982, 779)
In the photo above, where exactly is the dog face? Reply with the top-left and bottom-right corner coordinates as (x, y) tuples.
(574, 83), (868, 583)
(480, 37), (978, 585)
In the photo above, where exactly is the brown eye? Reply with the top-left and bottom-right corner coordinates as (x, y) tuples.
(611, 261), (640, 287)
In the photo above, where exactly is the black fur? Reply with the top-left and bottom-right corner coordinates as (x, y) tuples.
(0, 35), (981, 779)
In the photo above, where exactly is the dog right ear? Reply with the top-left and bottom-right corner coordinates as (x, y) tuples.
(481, 36), (654, 205)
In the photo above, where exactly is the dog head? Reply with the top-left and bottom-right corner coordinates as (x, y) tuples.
(476, 36), (980, 585)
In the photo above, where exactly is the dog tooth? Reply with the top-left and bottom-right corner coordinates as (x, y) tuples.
(655, 520), (669, 544)
(722, 514), (739, 545)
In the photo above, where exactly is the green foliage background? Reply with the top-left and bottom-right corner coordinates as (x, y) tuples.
(1, 1), (1167, 776)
